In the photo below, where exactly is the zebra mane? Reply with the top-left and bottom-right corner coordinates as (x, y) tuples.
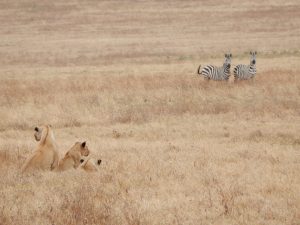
(223, 63), (231, 69)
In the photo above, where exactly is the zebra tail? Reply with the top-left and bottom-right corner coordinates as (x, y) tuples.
(197, 65), (201, 75)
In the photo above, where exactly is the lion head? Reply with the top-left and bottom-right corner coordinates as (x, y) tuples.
(33, 125), (54, 145)
(34, 126), (43, 141)
(66, 141), (90, 169)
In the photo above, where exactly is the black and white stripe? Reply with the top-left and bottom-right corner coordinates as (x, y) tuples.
(234, 51), (257, 81)
(197, 54), (232, 81)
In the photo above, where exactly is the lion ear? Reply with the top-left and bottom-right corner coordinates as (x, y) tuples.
(81, 141), (86, 148)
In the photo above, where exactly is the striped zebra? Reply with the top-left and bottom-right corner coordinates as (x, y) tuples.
(197, 54), (232, 81)
(234, 51), (257, 82)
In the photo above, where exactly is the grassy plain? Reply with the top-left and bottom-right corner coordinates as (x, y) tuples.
(0, 1), (299, 225)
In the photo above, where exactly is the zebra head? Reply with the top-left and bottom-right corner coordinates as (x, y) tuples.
(250, 51), (257, 65)
(224, 53), (232, 68)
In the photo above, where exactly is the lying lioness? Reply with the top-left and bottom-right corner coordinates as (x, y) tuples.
(79, 157), (102, 172)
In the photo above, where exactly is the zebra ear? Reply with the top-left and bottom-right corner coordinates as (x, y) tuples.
(250, 51), (252, 55)
(254, 51), (257, 55)
(225, 53), (227, 57)
(229, 53), (232, 57)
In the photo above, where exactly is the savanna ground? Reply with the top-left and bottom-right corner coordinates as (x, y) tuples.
(0, 1), (300, 224)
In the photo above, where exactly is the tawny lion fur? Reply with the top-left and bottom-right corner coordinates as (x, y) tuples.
(21, 125), (59, 173)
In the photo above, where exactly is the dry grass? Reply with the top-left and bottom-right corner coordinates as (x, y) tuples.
(0, 0), (300, 225)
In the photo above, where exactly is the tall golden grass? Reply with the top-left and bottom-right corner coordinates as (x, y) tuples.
(1, 67), (299, 225)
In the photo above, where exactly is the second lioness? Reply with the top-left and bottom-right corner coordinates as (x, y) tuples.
(56, 141), (90, 171)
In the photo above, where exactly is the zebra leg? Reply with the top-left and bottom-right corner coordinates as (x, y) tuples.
(233, 73), (238, 83)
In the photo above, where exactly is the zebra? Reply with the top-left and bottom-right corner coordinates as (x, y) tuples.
(234, 51), (257, 82)
(197, 53), (232, 81)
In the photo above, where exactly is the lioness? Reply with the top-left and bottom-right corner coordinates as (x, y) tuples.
(55, 141), (90, 171)
(79, 157), (102, 172)
(22, 125), (59, 173)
